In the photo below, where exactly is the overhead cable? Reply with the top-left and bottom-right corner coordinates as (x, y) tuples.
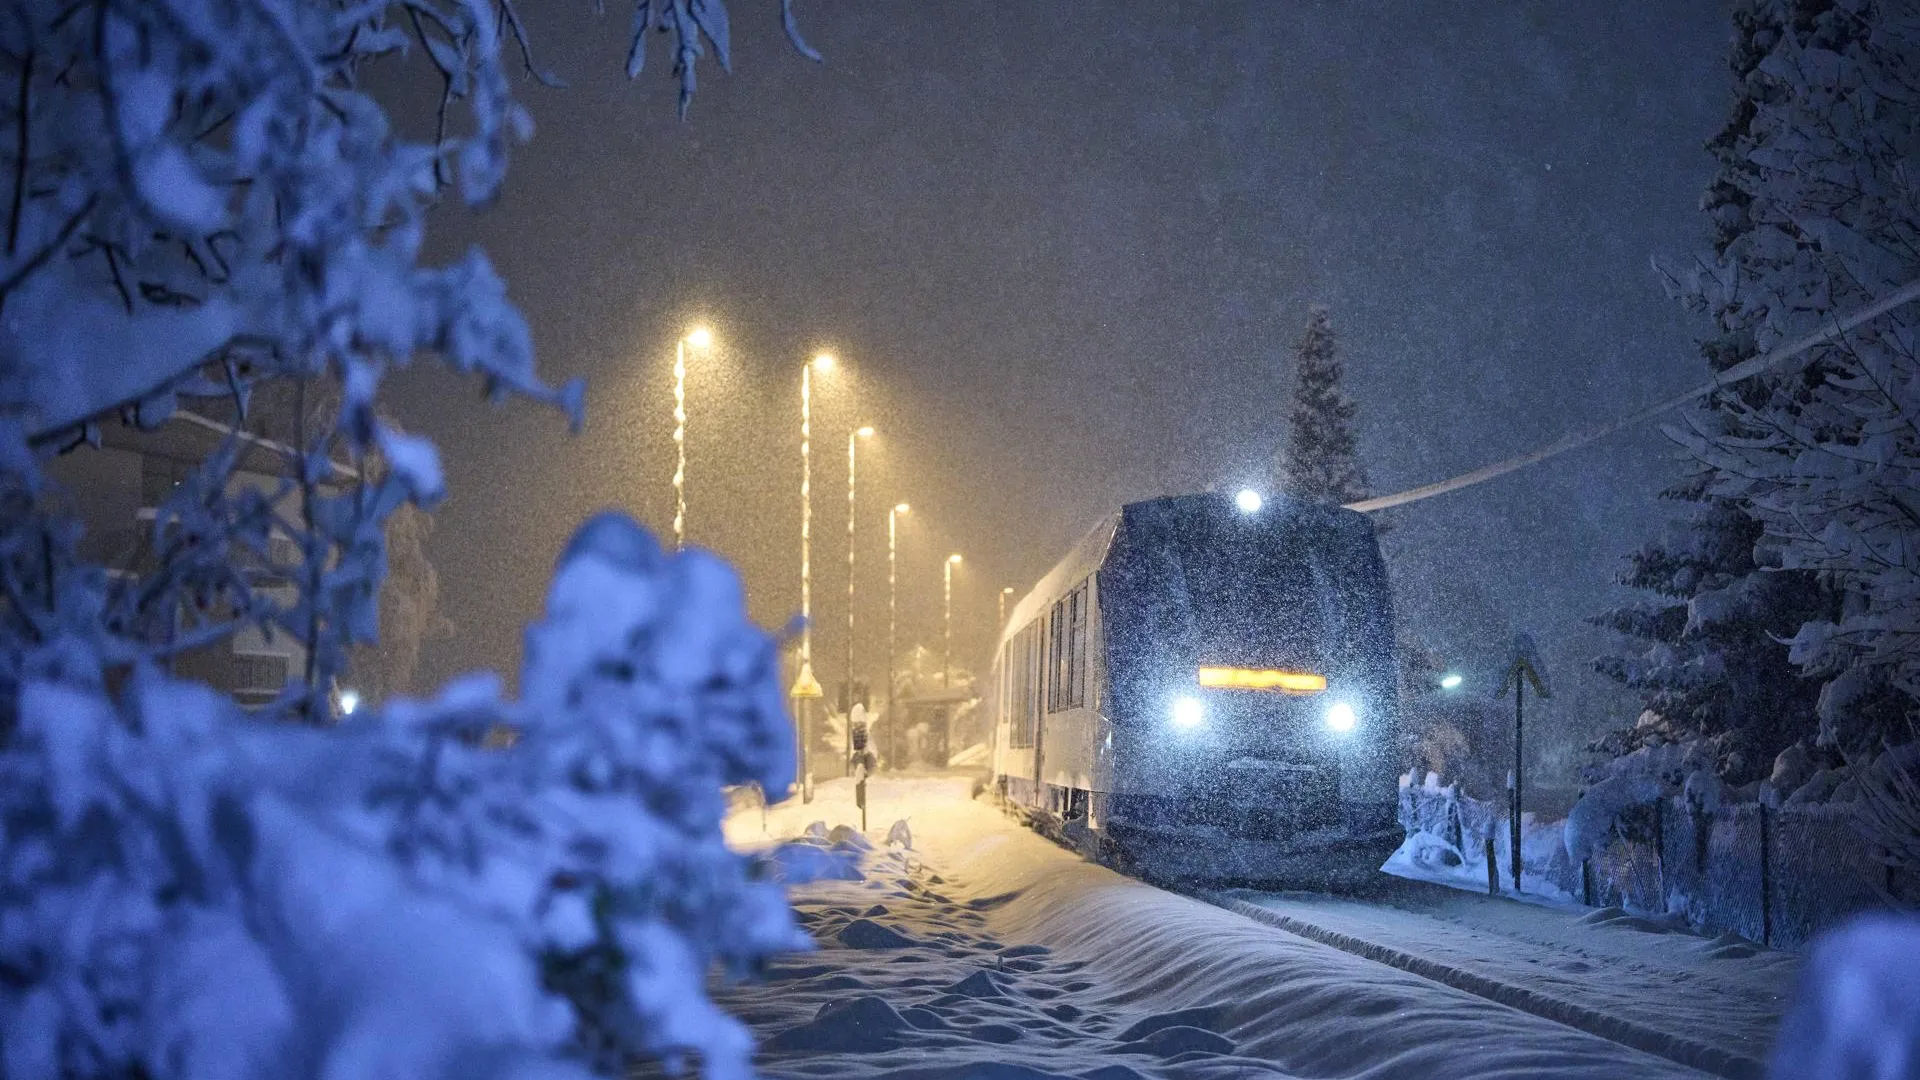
(1344, 277), (1920, 514)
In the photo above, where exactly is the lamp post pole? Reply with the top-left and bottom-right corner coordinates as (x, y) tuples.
(999, 586), (1013, 632)
(670, 327), (711, 550)
(944, 554), (962, 688)
(795, 355), (835, 797)
(845, 425), (873, 774)
(887, 502), (908, 766)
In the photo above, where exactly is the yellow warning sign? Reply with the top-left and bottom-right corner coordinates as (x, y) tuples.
(789, 662), (823, 700)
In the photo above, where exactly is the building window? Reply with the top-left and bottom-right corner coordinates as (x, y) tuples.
(231, 652), (290, 695)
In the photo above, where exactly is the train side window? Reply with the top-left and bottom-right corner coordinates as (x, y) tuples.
(1027, 620), (1042, 741)
(1051, 599), (1072, 713)
(1067, 582), (1088, 709)
(1062, 590), (1076, 710)
(1009, 624), (1035, 749)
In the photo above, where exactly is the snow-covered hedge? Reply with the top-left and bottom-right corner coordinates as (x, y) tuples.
(0, 512), (806, 1078)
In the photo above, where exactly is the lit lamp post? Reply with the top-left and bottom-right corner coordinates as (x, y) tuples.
(794, 353), (836, 797)
(845, 424), (875, 774)
(887, 502), (909, 764)
(999, 586), (1014, 631)
(671, 326), (712, 550)
(944, 553), (963, 687)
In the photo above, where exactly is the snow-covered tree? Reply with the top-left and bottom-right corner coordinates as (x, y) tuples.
(1589, 478), (1832, 783)
(0, 512), (806, 1079)
(1281, 306), (1373, 507)
(0, 1), (823, 1076)
(1666, 0), (1920, 745)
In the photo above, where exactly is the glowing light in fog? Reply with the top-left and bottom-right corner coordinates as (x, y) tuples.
(1324, 701), (1356, 732)
(1171, 696), (1205, 730)
(1198, 666), (1326, 692)
(1440, 673), (1463, 690)
(1235, 488), (1263, 514)
(338, 689), (360, 716)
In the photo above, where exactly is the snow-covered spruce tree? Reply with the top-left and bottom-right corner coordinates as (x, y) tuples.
(0, 1), (821, 1076)
(1281, 306), (1374, 508)
(1666, 0), (1920, 749)
(1589, 476), (1831, 784)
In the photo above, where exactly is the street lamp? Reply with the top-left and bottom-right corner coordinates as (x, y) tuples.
(999, 586), (1014, 631)
(795, 353), (836, 794)
(672, 326), (713, 550)
(845, 424), (875, 774)
(944, 553), (963, 688)
(1440, 672), (1464, 690)
(887, 501), (908, 768)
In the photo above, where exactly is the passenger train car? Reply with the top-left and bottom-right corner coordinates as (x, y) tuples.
(988, 491), (1403, 886)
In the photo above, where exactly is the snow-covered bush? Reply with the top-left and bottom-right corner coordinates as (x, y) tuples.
(0, 512), (804, 1078)
(0, 0), (823, 1075)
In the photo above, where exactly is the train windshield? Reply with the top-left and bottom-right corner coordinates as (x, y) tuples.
(1161, 503), (1391, 678)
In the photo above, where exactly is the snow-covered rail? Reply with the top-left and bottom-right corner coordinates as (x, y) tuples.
(1202, 891), (1768, 1080)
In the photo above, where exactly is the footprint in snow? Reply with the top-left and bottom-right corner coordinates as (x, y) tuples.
(1115, 1025), (1235, 1059)
(1079, 1067), (1150, 1080)
(1113, 1005), (1235, 1044)
(945, 969), (1013, 999)
(836, 918), (919, 949)
(763, 995), (913, 1053)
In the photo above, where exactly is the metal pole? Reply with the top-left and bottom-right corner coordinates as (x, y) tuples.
(943, 558), (954, 688)
(799, 363), (812, 793)
(888, 506), (900, 769)
(672, 338), (686, 550)
(846, 430), (857, 776)
(1511, 678), (1524, 893)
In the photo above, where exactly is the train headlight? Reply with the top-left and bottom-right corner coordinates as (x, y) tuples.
(1324, 700), (1357, 733)
(1171, 696), (1206, 730)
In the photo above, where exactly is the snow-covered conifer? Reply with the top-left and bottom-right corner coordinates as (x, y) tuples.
(1589, 479), (1831, 782)
(1666, 0), (1920, 740)
(1597, 0), (1917, 768)
(1281, 307), (1373, 508)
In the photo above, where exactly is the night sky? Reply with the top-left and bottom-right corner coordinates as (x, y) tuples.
(389, 1), (1733, 783)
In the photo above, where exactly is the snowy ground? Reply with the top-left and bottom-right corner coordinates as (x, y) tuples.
(715, 774), (1797, 1079)
(1220, 886), (1796, 1077)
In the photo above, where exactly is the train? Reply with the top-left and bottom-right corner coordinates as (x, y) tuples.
(987, 490), (1404, 887)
